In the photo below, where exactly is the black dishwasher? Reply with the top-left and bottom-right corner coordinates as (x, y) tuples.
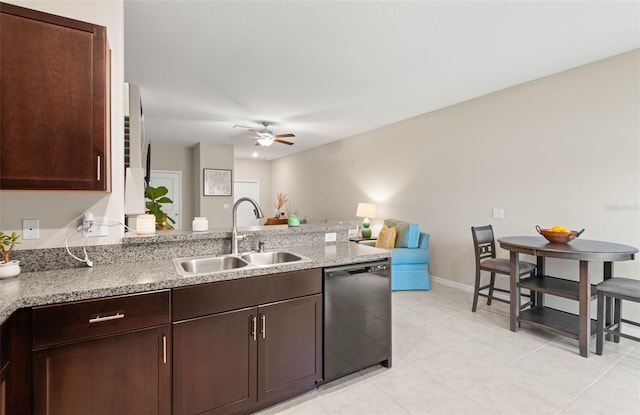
(321, 260), (392, 384)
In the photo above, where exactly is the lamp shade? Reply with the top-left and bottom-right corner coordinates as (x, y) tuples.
(124, 167), (146, 215)
(356, 203), (377, 218)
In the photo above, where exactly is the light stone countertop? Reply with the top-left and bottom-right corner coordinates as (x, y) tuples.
(0, 242), (390, 325)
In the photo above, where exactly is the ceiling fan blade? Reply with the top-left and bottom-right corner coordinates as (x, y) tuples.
(274, 133), (295, 138)
(274, 138), (294, 145)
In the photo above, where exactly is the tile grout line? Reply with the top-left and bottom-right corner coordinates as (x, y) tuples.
(555, 348), (631, 414)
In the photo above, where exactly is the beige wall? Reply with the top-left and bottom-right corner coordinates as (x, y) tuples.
(234, 158), (273, 217)
(194, 143), (234, 228)
(0, 0), (125, 249)
(148, 144), (272, 230)
(151, 143), (195, 230)
(271, 51), (640, 290)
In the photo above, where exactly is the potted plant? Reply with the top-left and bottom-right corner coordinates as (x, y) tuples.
(145, 185), (176, 230)
(0, 231), (21, 278)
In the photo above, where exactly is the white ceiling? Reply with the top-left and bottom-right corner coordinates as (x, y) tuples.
(124, 1), (639, 160)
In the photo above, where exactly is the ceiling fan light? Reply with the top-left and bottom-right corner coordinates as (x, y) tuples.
(257, 137), (274, 146)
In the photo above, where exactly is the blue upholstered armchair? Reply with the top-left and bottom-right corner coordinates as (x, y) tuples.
(362, 219), (431, 290)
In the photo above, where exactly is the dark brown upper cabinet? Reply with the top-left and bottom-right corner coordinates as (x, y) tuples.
(0, 2), (111, 191)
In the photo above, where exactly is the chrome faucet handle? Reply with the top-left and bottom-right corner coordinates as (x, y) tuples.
(258, 241), (265, 252)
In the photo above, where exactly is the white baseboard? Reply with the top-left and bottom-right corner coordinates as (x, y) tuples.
(431, 275), (473, 292)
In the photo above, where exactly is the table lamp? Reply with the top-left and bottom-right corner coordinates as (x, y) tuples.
(356, 203), (377, 238)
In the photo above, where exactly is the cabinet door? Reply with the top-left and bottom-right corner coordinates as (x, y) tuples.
(0, 321), (5, 415)
(2, 309), (31, 415)
(258, 294), (322, 404)
(173, 307), (257, 415)
(33, 326), (170, 415)
(0, 364), (6, 415)
(0, 3), (110, 191)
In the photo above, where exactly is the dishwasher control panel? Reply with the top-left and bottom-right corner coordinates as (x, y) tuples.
(368, 264), (389, 272)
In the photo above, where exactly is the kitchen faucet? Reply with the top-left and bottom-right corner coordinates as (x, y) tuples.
(231, 197), (264, 254)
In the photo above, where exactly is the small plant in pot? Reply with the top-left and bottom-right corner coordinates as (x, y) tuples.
(0, 231), (21, 278)
(145, 185), (176, 230)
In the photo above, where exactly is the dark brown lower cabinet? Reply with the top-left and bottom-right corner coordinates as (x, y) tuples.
(33, 326), (170, 415)
(1, 271), (323, 414)
(0, 319), (6, 415)
(0, 362), (6, 415)
(173, 307), (257, 415)
(31, 291), (171, 415)
(172, 270), (323, 415)
(258, 295), (322, 405)
(1, 309), (31, 415)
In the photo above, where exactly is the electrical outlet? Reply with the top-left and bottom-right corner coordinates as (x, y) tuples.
(325, 232), (337, 243)
(23, 219), (40, 239)
(492, 208), (504, 219)
(83, 217), (108, 237)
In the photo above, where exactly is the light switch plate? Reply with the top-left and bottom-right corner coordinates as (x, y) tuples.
(23, 219), (40, 239)
(325, 232), (337, 243)
(492, 208), (504, 219)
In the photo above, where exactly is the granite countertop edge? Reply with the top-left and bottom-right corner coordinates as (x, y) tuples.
(0, 243), (391, 325)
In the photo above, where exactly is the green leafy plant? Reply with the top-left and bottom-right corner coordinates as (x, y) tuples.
(0, 231), (20, 263)
(145, 186), (176, 230)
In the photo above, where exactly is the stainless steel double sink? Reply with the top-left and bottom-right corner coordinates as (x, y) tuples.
(173, 250), (311, 277)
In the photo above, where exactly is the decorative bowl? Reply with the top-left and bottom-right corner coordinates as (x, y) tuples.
(536, 225), (585, 244)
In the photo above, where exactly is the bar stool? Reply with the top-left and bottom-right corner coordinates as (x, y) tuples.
(471, 225), (536, 312)
(596, 277), (640, 355)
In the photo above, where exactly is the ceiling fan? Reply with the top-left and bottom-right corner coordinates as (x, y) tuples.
(233, 122), (295, 147)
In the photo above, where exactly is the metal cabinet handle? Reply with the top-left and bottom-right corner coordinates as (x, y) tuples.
(261, 314), (266, 339)
(89, 312), (124, 323)
(251, 316), (257, 341)
(162, 335), (167, 364)
(97, 155), (101, 181)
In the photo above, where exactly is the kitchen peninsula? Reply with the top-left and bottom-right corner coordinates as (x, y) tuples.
(0, 223), (391, 414)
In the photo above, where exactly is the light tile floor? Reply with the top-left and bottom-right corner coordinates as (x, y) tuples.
(257, 280), (640, 415)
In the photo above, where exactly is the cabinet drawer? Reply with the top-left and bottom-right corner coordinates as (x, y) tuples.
(173, 268), (322, 321)
(33, 291), (170, 349)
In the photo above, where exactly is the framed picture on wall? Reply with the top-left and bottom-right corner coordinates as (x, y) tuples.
(203, 168), (232, 196)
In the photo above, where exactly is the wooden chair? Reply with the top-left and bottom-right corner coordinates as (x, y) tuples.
(596, 277), (640, 355)
(471, 225), (536, 312)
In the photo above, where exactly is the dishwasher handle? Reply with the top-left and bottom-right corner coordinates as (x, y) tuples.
(324, 261), (390, 278)
(347, 268), (370, 275)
